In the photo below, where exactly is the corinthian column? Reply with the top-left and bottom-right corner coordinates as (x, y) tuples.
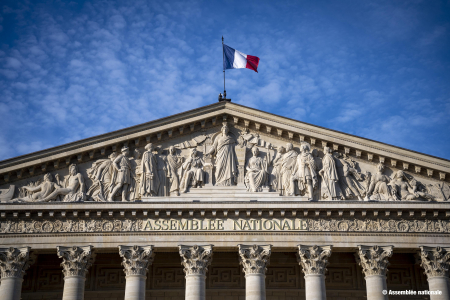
(238, 244), (272, 300)
(119, 245), (155, 300)
(419, 246), (450, 300)
(179, 245), (213, 300)
(297, 245), (332, 300)
(57, 246), (95, 300)
(0, 247), (35, 300)
(355, 245), (393, 300)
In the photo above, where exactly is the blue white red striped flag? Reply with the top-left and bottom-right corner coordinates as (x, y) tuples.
(223, 44), (260, 73)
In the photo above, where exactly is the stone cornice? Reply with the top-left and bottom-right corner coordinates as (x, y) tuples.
(0, 102), (449, 184)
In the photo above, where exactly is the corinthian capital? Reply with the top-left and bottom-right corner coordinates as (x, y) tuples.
(0, 247), (35, 279)
(179, 245), (213, 276)
(297, 245), (332, 275)
(57, 246), (95, 278)
(119, 245), (155, 276)
(419, 246), (450, 278)
(238, 244), (272, 275)
(355, 245), (393, 277)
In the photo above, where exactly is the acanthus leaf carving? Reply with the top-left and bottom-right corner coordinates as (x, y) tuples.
(355, 245), (393, 277)
(179, 244), (213, 276)
(238, 244), (271, 275)
(0, 246), (35, 278)
(297, 245), (332, 275)
(57, 245), (95, 278)
(118, 245), (154, 276)
(418, 246), (450, 278)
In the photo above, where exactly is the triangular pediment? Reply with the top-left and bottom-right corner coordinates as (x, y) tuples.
(0, 102), (449, 202)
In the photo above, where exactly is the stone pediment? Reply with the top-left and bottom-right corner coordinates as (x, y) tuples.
(0, 101), (449, 203)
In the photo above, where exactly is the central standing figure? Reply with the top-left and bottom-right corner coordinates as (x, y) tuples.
(206, 123), (238, 186)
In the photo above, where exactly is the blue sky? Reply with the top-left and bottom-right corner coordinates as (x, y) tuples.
(0, 0), (449, 160)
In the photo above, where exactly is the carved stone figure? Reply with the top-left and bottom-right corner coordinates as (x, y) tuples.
(108, 146), (134, 201)
(290, 143), (317, 200)
(270, 146), (285, 194)
(156, 147), (169, 196)
(18, 164), (86, 203)
(334, 153), (366, 201)
(390, 170), (434, 201)
(15, 173), (62, 202)
(206, 123), (238, 186)
(244, 146), (269, 192)
(0, 185), (15, 202)
(86, 153), (117, 202)
(319, 147), (344, 200)
(364, 163), (395, 201)
(425, 182), (450, 201)
(139, 143), (160, 198)
(181, 148), (206, 192)
(166, 146), (185, 196)
(280, 143), (298, 196)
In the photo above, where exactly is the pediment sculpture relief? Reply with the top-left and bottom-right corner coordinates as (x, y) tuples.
(3, 122), (450, 203)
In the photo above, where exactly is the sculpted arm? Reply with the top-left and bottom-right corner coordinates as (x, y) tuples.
(113, 155), (122, 171)
(23, 185), (42, 193)
(78, 173), (86, 193)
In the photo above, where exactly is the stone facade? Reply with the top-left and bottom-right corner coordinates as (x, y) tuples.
(1, 102), (450, 300)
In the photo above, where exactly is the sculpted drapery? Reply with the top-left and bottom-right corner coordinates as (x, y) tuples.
(140, 143), (160, 197)
(245, 147), (269, 192)
(207, 123), (238, 186)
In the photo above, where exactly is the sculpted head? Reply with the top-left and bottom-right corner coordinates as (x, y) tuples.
(377, 163), (385, 172)
(44, 173), (52, 182)
(323, 146), (331, 154)
(109, 152), (118, 161)
(251, 146), (259, 156)
(69, 164), (77, 175)
(144, 143), (153, 151)
(300, 143), (311, 153)
(221, 122), (229, 136)
(169, 146), (176, 155)
(396, 170), (405, 179)
(191, 148), (198, 157)
(278, 146), (286, 154)
(121, 146), (130, 156)
(286, 143), (293, 151)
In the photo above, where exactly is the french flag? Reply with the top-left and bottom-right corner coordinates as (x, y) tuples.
(223, 44), (260, 73)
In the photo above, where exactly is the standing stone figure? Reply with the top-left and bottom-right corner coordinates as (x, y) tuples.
(319, 147), (343, 200)
(109, 146), (133, 202)
(245, 146), (269, 192)
(166, 146), (185, 196)
(270, 146), (286, 194)
(139, 143), (160, 197)
(27, 164), (85, 202)
(156, 147), (169, 196)
(280, 143), (298, 195)
(206, 123), (238, 186)
(290, 143), (317, 200)
(364, 163), (394, 201)
(181, 148), (206, 192)
(86, 152), (118, 202)
(334, 152), (365, 200)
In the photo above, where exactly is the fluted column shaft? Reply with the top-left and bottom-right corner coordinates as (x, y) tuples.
(119, 245), (155, 300)
(356, 245), (393, 300)
(0, 247), (35, 300)
(57, 246), (95, 300)
(238, 244), (272, 300)
(297, 245), (332, 300)
(179, 245), (213, 300)
(419, 246), (450, 300)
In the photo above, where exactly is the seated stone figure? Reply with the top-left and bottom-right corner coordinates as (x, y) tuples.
(15, 173), (62, 202)
(365, 163), (394, 201)
(181, 148), (206, 192)
(25, 164), (86, 203)
(245, 146), (269, 192)
(390, 170), (435, 201)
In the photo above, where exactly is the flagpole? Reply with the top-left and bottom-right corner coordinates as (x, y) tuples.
(222, 36), (226, 99)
